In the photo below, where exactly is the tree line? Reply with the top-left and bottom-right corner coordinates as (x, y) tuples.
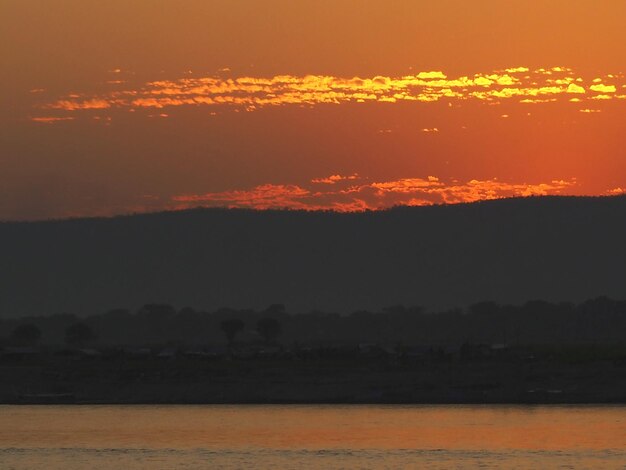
(1, 297), (626, 348)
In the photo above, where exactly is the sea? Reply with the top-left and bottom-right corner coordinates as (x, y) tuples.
(1, 405), (625, 469)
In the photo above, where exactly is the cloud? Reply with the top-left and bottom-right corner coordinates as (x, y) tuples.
(370, 177), (442, 193)
(590, 84), (616, 93)
(566, 83), (586, 94)
(173, 184), (312, 210)
(36, 66), (626, 118)
(505, 67), (530, 73)
(30, 116), (75, 123)
(311, 174), (359, 184)
(170, 175), (576, 212)
(49, 99), (111, 111)
(416, 71), (447, 79)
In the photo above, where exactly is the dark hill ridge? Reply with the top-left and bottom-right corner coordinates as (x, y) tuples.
(1, 196), (626, 317)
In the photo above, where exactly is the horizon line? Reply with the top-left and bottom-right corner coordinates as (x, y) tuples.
(2, 193), (624, 225)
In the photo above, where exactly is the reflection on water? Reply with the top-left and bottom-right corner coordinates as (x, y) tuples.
(1, 405), (625, 469)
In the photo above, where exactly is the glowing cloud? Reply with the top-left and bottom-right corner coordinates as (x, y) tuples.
(49, 99), (111, 111)
(505, 67), (530, 73)
(35, 66), (626, 119)
(590, 84), (617, 93)
(416, 71), (448, 79)
(171, 176), (576, 212)
(607, 188), (626, 195)
(311, 174), (360, 184)
(30, 116), (75, 123)
(566, 83), (586, 94)
(175, 184), (311, 210)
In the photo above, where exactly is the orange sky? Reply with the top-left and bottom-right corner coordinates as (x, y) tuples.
(1, 0), (626, 219)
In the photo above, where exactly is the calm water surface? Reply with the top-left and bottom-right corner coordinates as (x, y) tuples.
(1, 405), (625, 469)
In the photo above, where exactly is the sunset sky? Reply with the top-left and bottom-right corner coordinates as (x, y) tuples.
(2, 0), (626, 220)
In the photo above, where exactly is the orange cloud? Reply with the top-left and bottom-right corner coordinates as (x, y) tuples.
(49, 99), (111, 111)
(311, 174), (359, 184)
(173, 184), (312, 210)
(171, 176), (576, 212)
(607, 188), (625, 195)
(30, 116), (75, 123)
(370, 177), (443, 193)
(37, 66), (626, 118)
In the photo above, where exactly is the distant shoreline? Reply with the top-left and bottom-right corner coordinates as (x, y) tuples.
(6, 399), (626, 405)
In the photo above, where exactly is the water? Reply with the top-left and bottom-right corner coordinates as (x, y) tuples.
(1, 405), (625, 469)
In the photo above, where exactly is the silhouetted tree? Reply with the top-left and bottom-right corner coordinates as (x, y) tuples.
(136, 304), (176, 341)
(11, 323), (41, 346)
(256, 317), (282, 344)
(65, 322), (97, 347)
(220, 318), (245, 346)
(264, 304), (286, 315)
(137, 304), (176, 319)
(468, 301), (501, 318)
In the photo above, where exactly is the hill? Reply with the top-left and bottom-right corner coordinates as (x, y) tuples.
(1, 196), (626, 317)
